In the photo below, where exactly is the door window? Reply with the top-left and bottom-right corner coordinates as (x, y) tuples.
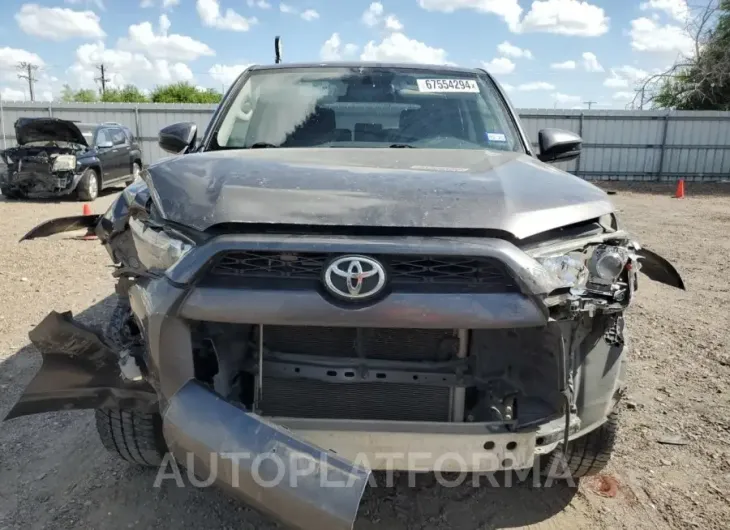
(96, 129), (111, 147)
(111, 128), (128, 146)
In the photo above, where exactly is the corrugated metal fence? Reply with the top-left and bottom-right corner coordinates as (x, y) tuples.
(1, 101), (729, 181)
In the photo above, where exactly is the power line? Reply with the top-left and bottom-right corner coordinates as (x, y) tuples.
(583, 100), (597, 110)
(17, 62), (39, 102)
(95, 64), (110, 96)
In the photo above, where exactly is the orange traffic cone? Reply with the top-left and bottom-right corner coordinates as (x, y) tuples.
(81, 203), (97, 240)
(675, 179), (685, 199)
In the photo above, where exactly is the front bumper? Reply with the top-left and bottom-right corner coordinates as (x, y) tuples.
(1, 169), (82, 197)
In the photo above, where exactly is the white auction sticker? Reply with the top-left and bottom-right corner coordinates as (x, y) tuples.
(487, 132), (507, 143)
(417, 79), (479, 93)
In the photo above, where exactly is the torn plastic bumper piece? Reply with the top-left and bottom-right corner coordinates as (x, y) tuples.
(163, 380), (372, 530)
(19, 214), (102, 242)
(4, 311), (157, 421)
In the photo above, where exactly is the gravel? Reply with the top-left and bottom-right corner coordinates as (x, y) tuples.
(1, 188), (729, 530)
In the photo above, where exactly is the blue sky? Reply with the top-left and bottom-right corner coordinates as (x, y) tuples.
(0, 0), (695, 108)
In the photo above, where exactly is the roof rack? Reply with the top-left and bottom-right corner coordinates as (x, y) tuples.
(101, 121), (123, 126)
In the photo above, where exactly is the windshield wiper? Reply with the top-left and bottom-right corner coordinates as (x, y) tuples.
(389, 143), (416, 148)
(248, 142), (279, 149)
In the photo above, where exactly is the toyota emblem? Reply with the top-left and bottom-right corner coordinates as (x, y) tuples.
(324, 255), (386, 301)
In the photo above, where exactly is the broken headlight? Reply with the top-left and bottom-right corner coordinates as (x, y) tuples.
(537, 253), (590, 290)
(51, 154), (76, 172)
(535, 243), (632, 292)
(587, 245), (630, 285)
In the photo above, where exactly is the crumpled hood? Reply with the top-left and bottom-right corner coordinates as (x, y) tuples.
(147, 148), (614, 240)
(14, 117), (88, 146)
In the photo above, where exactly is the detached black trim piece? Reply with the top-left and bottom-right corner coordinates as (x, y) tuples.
(637, 248), (686, 291)
(20, 214), (101, 241)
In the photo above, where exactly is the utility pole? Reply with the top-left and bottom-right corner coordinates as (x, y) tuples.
(635, 87), (646, 110)
(17, 62), (39, 102)
(95, 64), (110, 97)
(583, 100), (597, 110)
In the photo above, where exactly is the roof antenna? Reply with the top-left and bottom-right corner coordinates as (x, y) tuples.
(274, 36), (282, 64)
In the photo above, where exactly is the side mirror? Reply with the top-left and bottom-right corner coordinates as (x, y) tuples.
(97, 140), (113, 149)
(159, 122), (197, 154)
(537, 128), (582, 163)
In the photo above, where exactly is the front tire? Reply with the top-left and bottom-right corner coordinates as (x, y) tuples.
(542, 409), (619, 479)
(1, 187), (22, 200)
(125, 161), (142, 186)
(76, 168), (99, 201)
(95, 408), (167, 467)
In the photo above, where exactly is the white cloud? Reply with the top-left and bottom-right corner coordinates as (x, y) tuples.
(418, 0), (523, 32)
(197, 0), (258, 31)
(552, 92), (582, 105)
(362, 2), (384, 26)
(482, 57), (516, 74)
(497, 41), (533, 59)
(1, 87), (27, 101)
(361, 32), (449, 64)
(141, 0), (180, 8)
(247, 0), (271, 7)
(603, 65), (648, 88)
(550, 60), (576, 70)
(208, 63), (252, 87)
(280, 3), (296, 13)
(0, 47), (45, 73)
(67, 40), (194, 91)
(118, 16), (215, 61)
(613, 91), (636, 101)
(582, 52), (603, 72)
(520, 0), (609, 37)
(630, 17), (693, 55)
(320, 33), (359, 61)
(385, 14), (404, 31)
(16, 4), (106, 41)
(501, 82), (515, 92)
(518, 81), (555, 91)
(301, 9), (319, 21)
(65, 0), (105, 10)
(640, 0), (688, 22)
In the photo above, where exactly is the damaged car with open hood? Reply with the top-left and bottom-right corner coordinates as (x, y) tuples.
(5, 60), (685, 530)
(0, 118), (142, 201)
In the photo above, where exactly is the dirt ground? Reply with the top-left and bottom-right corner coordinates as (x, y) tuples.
(0, 185), (728, 530)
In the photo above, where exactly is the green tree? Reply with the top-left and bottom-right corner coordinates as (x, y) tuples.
(648, 1), (730, 110)
(73, 89), (99, 103)
(150, 82), (222, 103)
(101, 85), (150, 103)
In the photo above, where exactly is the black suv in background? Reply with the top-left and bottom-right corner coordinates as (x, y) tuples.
(0, 118), (143, 201)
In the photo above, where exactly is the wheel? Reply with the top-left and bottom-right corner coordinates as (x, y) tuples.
(94, 408), (167, 467)
(1, 187), (22, 200)
(76, 168), (99, 201)
(125, 161), (141, 186)
(542, 409), (619, 479)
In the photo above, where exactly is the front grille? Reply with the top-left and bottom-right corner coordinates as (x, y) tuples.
(260, 377), (451, 422)
(261, 326), (459, 361)
(208, 251), (517, 293)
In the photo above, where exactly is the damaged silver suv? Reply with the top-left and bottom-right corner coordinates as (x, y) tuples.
(6, 63), (685, 530)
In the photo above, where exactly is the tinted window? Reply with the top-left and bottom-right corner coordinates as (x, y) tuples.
(111, 128), (127, 146)
(213, 67), (523, 152)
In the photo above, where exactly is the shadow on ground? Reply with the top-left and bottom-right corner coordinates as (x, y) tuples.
(0, 296), (579, 530)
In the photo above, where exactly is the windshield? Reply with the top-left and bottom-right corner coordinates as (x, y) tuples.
(212, 67), (523, 152)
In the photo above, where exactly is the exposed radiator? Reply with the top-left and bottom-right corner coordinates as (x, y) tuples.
(260, 377), (451, 422)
